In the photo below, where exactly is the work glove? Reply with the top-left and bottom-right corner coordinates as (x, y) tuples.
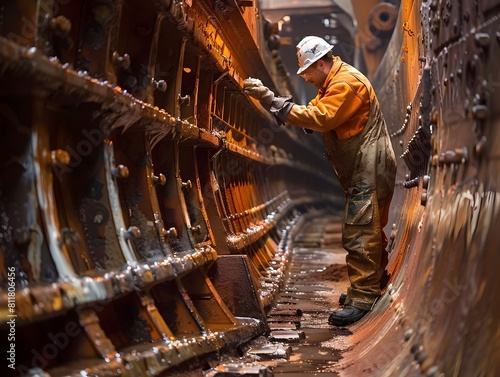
(244, 78), (275, 107)
(269, 95), (294, 125)
(244, 77), (298, 127)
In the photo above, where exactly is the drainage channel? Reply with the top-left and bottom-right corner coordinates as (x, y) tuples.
(213, 215), (351, 377)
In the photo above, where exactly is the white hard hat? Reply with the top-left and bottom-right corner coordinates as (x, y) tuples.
(296, 36), (334, 74)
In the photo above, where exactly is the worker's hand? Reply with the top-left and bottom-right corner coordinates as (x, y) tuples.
(244, 78), (275, 107)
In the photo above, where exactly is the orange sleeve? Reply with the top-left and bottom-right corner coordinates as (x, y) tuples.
(286, 81), (367, 133)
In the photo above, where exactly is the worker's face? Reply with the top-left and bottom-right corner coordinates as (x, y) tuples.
(299, 61), (327, 89)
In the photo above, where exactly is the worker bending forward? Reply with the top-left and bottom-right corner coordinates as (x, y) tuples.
(244, 36), (397, 326)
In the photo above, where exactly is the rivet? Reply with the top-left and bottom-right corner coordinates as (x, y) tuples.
(429, 155), (437, 167)
(61, 228), (80, 247)
(421, 192), (428, 206)
(153, 79), (167, 92)
(190, 225), (202, 233)
(404, 329), (414, 341)
(415, 350), (429, 365)
(441, 147), (467, 164)
(472, 104), (488, 120)
(50, 16), (72, 38)
(112, 51), (131, 69)
(153, 173), (167, 186)
(422, 175), (431, 189)
(426, 366), (440, 377)
(165, 227), (178, 238)
(123, 226), (141, 240)
(181, 179), (192, 190)
(51, 149), (71, 165)
(410, 344), (423, 354)
(112, 164), (129, 178)
(474, 33), (491, 48)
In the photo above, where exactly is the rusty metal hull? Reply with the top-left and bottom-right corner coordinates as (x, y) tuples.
(337, 0), (500, 376)
(0, 0), (337, 376)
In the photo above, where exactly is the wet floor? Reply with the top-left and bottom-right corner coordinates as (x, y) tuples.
(242, 215), (353, 376)
(168, 214), (364, 377)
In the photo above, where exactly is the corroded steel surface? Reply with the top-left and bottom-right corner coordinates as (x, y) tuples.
(337, 0), (500, 376)
(0, 1), (337, 375)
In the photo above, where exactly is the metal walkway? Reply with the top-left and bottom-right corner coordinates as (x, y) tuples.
(211, 214), (354, 377)
(263, 215), (348, 376)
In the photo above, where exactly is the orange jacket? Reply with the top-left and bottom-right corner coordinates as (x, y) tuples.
(286, 56), (371, 140)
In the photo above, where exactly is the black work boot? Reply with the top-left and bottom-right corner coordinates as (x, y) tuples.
(338, 292), (347, 305)
(328, 305), (368, 326)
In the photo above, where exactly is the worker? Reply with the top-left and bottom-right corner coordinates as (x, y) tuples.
(244, 36), (397, 326)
